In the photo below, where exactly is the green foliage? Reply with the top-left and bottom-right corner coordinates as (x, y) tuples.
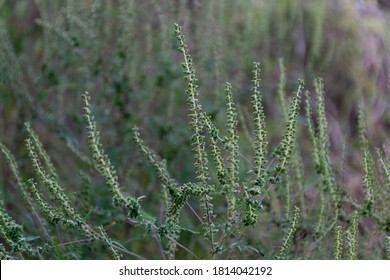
(132, 23), (306, 259)
(0, 202), (32, 256)
(0, 1), (389, 260)
(82, 92), (140, 219)
(224, 82), (239, 224)
(0, 243), (12, 260)
(175, 24), (209, 186)
(305, 80), (340, 235)
(333, 226), (343, 260)
(272, 80), (304, 174)
(346, 212), (360, 260)
(0, 143), (34, 211)
(175, 23), (216, 257)
(251, 62), (268, 193)
(276, 206), (300, 260)
(98, 226), (121, 260)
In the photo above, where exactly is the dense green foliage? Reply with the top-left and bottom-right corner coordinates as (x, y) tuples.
(0, 0), (389, 260)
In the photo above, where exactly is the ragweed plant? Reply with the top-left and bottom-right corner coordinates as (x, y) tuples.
(276, 206), (300, 260)
(346, 211), (360, 260)
(305, 79), (340, 235)
(303, 82), (390, 259)
(333, 226), (343, 260)
(0, 143), (35, 212)
(82, 92), (140, 219)
(137, 23), (304, 259)
(0, 123), (146, 260)
(0, 17), (389, 260)
(125, 24), (305, 259)
(0, 201), (32, 257)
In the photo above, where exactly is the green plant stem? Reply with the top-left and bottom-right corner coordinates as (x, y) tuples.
(225, 228), (246, 260)
(186, 202), (204, 224)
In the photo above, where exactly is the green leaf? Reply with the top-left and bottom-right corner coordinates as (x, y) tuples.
(261, 187), (270, 200)
(24, 236), (40, 242)
(111, 240), (127, 251)
(179, 226), (201, 235)
(53, 237), (64, 260)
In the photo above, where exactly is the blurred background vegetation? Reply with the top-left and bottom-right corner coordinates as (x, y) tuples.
(0, 0), (389, 259)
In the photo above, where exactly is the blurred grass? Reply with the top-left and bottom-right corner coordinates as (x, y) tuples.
(0, 0), (389, 259)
